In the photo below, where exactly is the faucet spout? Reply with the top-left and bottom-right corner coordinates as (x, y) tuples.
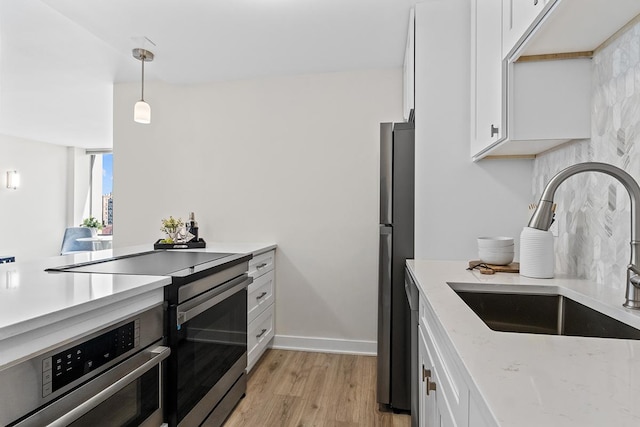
(527, 162), (640, 309)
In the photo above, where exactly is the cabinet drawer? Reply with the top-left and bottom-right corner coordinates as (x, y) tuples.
(247, 270), (274, 323)
(419, 294), (469, 426)
(248, 250), (275, 279)
(247, 304), (274, 371)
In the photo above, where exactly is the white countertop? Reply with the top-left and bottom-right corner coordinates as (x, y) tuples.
(407, 259), (640, 427)
(0, 242), (276, 369)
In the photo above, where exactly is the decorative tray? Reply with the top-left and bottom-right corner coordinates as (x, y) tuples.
(153, 239), (206, 250)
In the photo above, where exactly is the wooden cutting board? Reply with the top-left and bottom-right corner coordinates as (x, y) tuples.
(468, 260), (519, 275)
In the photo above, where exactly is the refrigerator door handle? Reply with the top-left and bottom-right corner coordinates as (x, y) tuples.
(377, 225), (392, 404)
(380, 123), (393, 225)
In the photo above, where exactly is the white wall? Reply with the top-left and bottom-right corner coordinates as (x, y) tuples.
(66, 147), (92, 228)
(414, 0), (533, 261)
(0, 134), (69, 260)
(113, 69), (403, 351)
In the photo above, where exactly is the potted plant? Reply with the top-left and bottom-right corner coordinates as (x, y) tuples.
(160, 216), (184, 243)
(80, 216), (103, 231)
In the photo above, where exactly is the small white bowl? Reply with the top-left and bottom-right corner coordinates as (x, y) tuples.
(479, 245), (514, 253)
(477, 237), (514, 249)
(479, 250), (514, 266)
(478, 246), (515, 255)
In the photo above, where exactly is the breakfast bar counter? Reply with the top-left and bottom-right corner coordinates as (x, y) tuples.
(0, 242), (276, 369)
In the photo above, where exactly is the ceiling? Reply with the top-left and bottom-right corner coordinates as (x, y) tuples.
(0, 0), (418, 149)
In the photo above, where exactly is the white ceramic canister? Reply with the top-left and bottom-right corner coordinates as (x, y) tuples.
(519, 226), (554, 278)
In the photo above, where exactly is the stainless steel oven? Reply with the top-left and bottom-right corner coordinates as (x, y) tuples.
(0, 304), (169, 427)
(165, 261), (251, 427)
(45, 250), (253, 427)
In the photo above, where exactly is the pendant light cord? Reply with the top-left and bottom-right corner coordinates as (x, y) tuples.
(141, 53), (145, 101)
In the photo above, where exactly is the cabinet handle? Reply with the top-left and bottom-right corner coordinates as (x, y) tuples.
(426, 378), (437, 395)
(422, 365), (437, 395)
(534, 0), (538, 5)
(490, 124), (499, 138)
(256, 262), (267, 269)
(422, 366), (431, 381)
(256, 291), (268, 300)
(256, 328), (268, 339)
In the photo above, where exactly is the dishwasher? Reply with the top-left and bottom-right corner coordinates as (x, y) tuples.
(404, 266), (419, 427)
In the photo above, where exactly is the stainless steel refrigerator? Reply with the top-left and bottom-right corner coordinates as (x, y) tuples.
(377, 122), (414, 413)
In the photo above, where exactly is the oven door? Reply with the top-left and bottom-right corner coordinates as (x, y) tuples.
(170, 274), (249, 427)
(12, 345), (170, 427)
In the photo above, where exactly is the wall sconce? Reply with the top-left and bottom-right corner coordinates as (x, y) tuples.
(6, 170), (20, 190)
(132, 48), (154, 124)
(5, 270), (19, 289)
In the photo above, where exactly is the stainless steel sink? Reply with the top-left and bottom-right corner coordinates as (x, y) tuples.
(451, 288), (640, 340)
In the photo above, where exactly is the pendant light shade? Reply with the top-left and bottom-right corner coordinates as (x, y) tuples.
(134, 100), (151, 124)
(132, 48), (154, 125)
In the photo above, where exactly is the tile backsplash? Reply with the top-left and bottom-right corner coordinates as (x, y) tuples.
(532, 22), (640, 287)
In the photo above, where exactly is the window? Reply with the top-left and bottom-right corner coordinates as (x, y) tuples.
(88, 152), (113, 235)
(101, 153), (113, 235)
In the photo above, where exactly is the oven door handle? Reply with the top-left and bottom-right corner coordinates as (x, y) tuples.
(177, 275), (250, 328)
(42, 346), (171, 427)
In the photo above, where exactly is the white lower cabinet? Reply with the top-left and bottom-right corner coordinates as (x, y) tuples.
(247, 249), (276, 372)
(419, 293), (486, 427)
(247, 304), (274, 371)
(248, 250), (275, 278)
(419, 327), (439, 427)
(247, 269), (274, 324)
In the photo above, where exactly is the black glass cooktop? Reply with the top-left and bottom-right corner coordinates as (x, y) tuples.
(47, 251), (233, 276)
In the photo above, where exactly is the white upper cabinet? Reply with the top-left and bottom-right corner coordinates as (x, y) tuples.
(471, 0), (640, 160)
(403, 8), (415, 122)
(470, 0), (504, 156)
(519, 0), (640, 57)
(502, 0), (549, 58)
(493, 57), (591, 158)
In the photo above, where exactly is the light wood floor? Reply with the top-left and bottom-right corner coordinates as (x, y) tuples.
(225, 349), (411, 427)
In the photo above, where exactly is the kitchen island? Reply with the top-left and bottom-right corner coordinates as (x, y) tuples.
(407, 260), (640, 427)
(0, 242), (276, 370)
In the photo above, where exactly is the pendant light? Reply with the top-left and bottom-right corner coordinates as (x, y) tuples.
(132, 48), (154, 124)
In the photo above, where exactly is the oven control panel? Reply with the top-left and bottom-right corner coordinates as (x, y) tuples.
(41, 319), (140, 397)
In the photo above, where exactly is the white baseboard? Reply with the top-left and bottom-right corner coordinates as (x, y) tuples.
(272, 334), (377, 356)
